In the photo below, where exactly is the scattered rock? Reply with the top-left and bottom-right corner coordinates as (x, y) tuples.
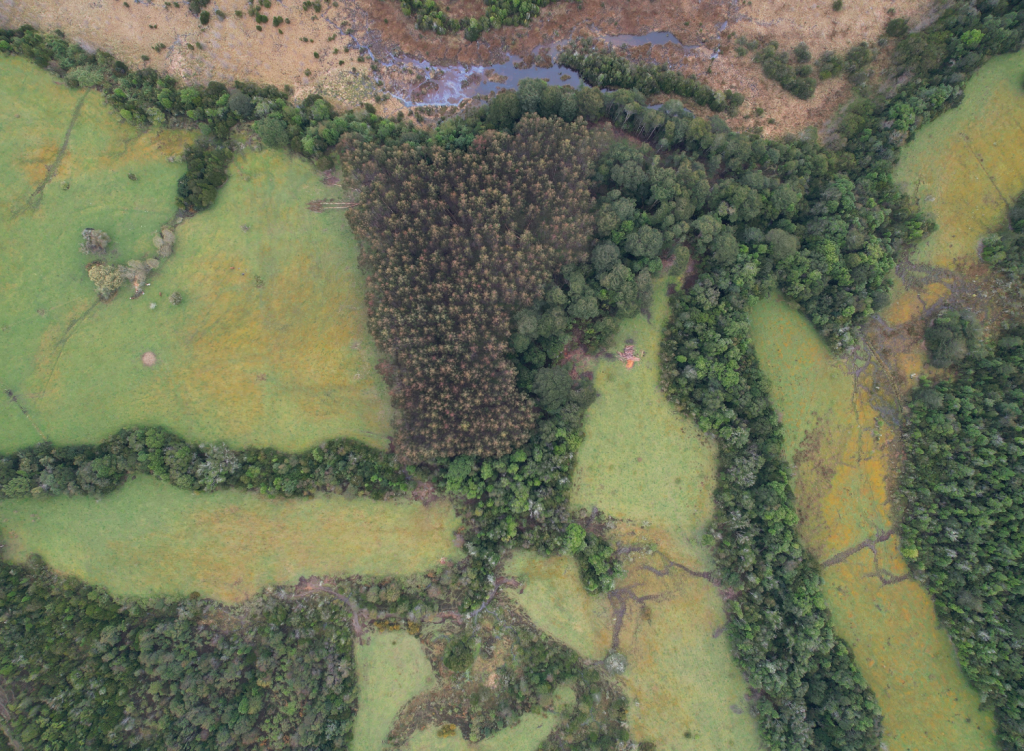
(604, 652), (627, 674)
(142, 351), (157, 366)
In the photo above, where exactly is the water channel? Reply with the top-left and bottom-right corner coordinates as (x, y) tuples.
(329, 23), (699, 108)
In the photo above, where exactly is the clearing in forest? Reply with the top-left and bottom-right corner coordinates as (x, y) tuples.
(0, 56), (392, 454)
(749, 294), (997, 751)
(0, 475), (461, 603)
(508, 280), (762, 751)
(894, 50), (1024, 271)
(878, 49), (1024, 382)
(352, 632), (438, 751)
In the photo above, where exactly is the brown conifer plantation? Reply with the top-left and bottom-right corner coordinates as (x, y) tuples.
(349, 116), (596, 462)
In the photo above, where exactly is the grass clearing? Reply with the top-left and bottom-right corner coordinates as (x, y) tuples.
(353, 632), (438, 751)
(507, 281), (761, 751)
(0, 55), (392, 454)
(0, 475), (461, 603)
(504, 551), (610, 661)
(894, 49), (1024, 270)
(750, 294), (997, 751)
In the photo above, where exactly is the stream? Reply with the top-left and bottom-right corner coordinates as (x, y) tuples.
(330, 25), (699, 108)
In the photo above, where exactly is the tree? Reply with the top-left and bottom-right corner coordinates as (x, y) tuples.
(87, 262), (122, 299)
(924, 309), (982, 367)
(532, 367), (572, 415)
(254, 115), (289, 148)
(227, 89), (253, 118)
(443, 634), (476, 672)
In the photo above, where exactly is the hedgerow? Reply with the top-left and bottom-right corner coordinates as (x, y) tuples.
(0, 427), (406, 500)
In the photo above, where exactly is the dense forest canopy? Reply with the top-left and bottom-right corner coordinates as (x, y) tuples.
(348, 116), (597, 463)
(901, 334), (1024, 751)
(0, 561), (358, 749)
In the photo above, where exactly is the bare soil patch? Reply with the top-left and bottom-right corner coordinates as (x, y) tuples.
(141, 351), (157, 367)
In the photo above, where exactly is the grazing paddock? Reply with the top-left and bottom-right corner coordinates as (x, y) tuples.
(0, 56), (393, 454)
(0, 475), (461, 603)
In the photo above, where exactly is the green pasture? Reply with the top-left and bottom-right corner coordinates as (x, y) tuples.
(0, 55), (393, 454)
(750, 294), (997, 750)
(894, 48), (1024, 270)
(509, 281), (761, 751)
(0, 475), (461, 603)
(353, 632), (438, 751)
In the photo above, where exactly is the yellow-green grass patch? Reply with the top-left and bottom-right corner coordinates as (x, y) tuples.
(508, 281), (761, 750)
(402, 713), (560, 751)
(504, 551), (611, 661)
(0, 475), (461, 603)
(353, 631), (437, 751)
(750, 294), (997, 750)
(0, 55), (392, 453)
(894, 49), (1024, 270)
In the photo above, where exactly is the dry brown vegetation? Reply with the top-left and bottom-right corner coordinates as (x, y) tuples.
(2, 0), (934, 130)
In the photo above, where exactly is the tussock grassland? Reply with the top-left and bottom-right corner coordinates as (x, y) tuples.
(508, 281), (761, 751)
(0, 55), (393, 454)
(0, 475), (461, 603)
(352, 632), (438, 751)
(750, 295), (997, 750)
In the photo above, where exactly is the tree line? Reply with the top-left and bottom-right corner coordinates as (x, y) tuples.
(659, 212), (884, 751)
(900, 333), (1024, 751)
(395, 0), (572, 40)
(0, 427), (405, 501)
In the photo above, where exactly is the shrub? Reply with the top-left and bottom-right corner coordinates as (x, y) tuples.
(885, 17), (909, 37)
(443, 634), (476, 672)
(924, 308), (982, 367)
(199, 9), (210, 24)
(754, 42), (818, 99)
(79, 228), (111, 254)
(87, 263), (123, 299)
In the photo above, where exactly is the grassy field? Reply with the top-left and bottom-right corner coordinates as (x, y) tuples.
(352, 632), (438, 751)
(750, 294), (997, 751)
(507, 281), (761, 751)
(0, 55), (393, 454)
(0, 475), (461, 603)
(894, 49), (1024, 271)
